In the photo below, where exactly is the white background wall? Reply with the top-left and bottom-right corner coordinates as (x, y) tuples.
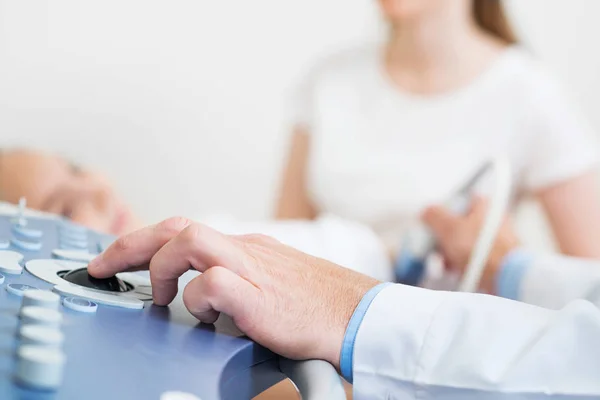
(1, 0), (599, 247)
(0, 0), (380, 222)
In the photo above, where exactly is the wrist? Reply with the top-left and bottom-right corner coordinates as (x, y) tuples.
(327, 278), (378, 369)
(485, 236), (520, 293)
(495, 248), (534, 300)
(337, 281), (389, 383)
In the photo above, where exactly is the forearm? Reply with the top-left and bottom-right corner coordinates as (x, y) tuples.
(275, 192), (317, 220)
(346, 284), (600, 399)
(275, 129), (317, 220)
(538, 171), (600, 259)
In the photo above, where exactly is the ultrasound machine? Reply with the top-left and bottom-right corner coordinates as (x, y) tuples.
(0, 200), (345, 400)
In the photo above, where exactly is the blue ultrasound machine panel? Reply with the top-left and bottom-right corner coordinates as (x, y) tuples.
(0, 205), (286, 399)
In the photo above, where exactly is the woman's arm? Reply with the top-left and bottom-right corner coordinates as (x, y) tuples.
(275, 127), (317, 220)
(537, 170), (600, 258)
(422, 198), (600, 308)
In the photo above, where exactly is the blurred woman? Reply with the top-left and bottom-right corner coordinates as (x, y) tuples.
(277, 0), (600, 259)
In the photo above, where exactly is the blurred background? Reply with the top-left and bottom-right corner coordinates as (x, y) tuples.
(1, 0), (599, 251)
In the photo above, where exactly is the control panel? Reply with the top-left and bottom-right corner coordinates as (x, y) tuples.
(0, 201), (286, 399)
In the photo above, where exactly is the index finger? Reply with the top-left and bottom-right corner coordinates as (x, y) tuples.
(88, 217), (193, 278)
(148, 223), (251, 305)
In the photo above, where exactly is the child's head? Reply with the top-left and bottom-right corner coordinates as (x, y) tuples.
(0, 149), (140, 235)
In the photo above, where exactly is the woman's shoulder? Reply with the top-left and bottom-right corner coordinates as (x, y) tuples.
(500, 47), (595, 143)
(499, 47), (569, 100)
(300, 43), (381, 86)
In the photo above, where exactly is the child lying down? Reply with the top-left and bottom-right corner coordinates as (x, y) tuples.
(0, 149), (393, 281)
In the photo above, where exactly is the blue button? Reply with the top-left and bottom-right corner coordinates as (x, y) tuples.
(63, 297), (98, 313)
(59, 235), (89, 247)
(59, 238), (88, 250)
(59, 221), (87, 234)
(11, 225), (43, 240)
(10, 217), (27, 227)
(6, 283), (38, 296)
(10, 238), (43, 252)
(0, 250), (24, 275)
(0, 241), (9, 250)
(0, 273), (4, 284)
(59, 229), (88, 242)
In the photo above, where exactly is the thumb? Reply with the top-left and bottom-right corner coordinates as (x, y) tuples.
(183, 266), (260, 326)
(422, 206), (459, 239)
(468, 196), (490, 220)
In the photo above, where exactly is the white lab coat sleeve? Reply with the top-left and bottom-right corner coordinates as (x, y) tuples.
(499, 249), (600, 309)
(352, 284), (600, 399)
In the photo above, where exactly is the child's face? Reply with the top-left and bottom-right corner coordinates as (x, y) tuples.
(0, 150), (140, 235)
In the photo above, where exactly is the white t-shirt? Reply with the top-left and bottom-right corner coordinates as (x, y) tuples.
(293, 45), (598, 252)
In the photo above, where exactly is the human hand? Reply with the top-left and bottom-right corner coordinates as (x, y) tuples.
(88, 217), (379, 369)
(422, 197), (520, 293)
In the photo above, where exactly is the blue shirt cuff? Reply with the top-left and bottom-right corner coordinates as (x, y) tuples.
(340, 282), (392, 383)
(496, 248), (534, 300)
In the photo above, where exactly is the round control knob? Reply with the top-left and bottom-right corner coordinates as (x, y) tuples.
(12, 225), (43, 240)
(10, 238), (42, 252)
(15, 345), (66, 390)
(20, 307), (63, 329)
(20, 326), (64, 348)
(59, 237), (88, 250)
(0, 251), (25, 275)
(62, 268), (129, 293)
(59, 221), (87, 234)
(7, 283), (38, 297)
(63, 297), (98, 313)
(21, 290), (61, 310)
